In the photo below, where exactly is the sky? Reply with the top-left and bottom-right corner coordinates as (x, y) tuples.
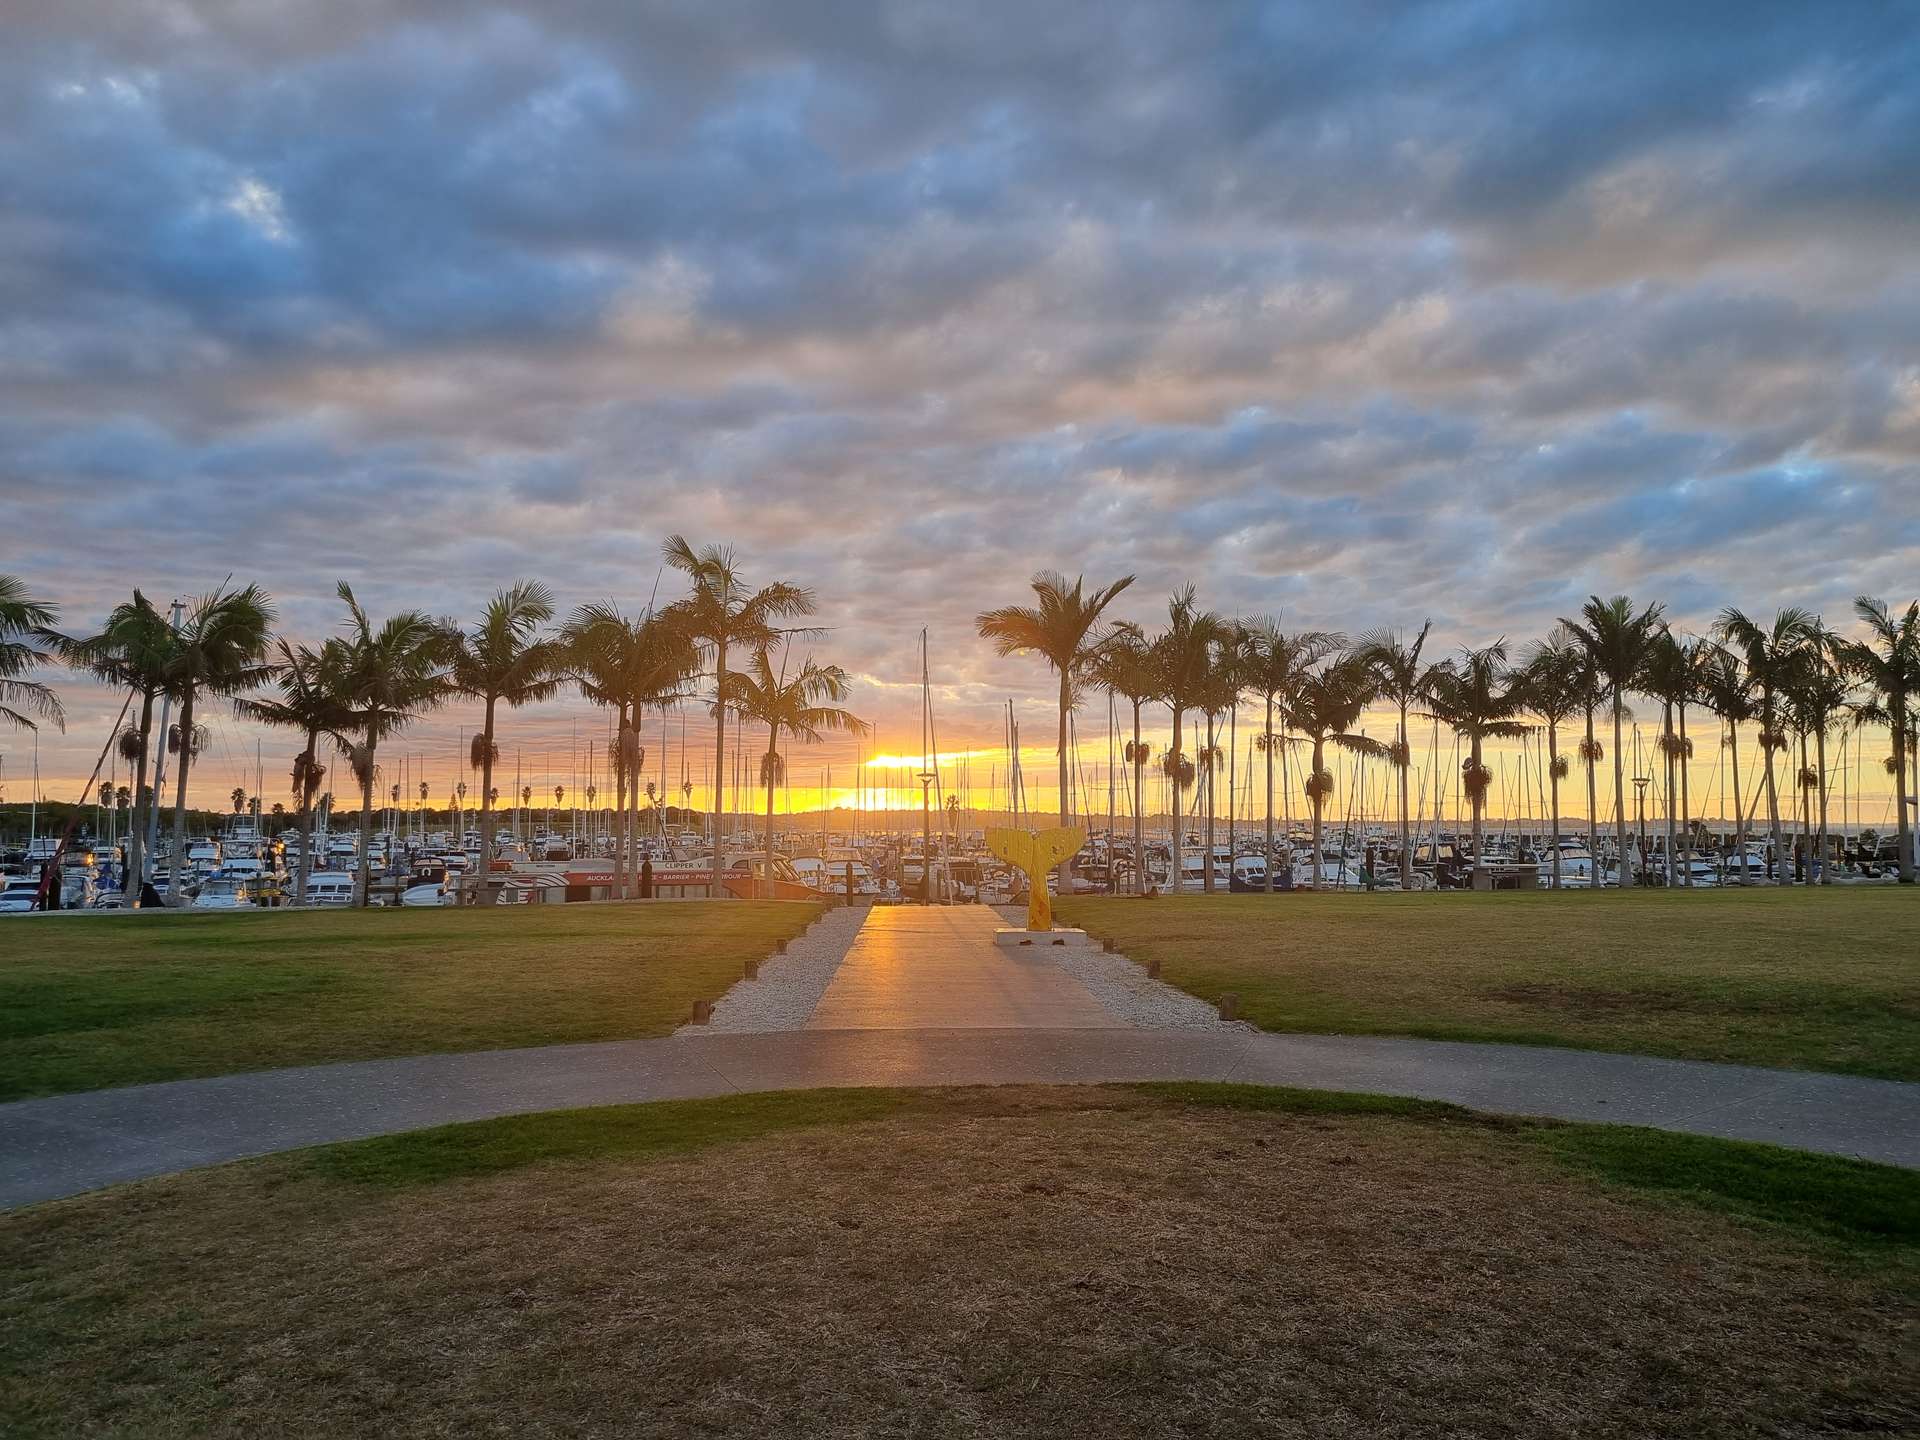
(2, 1), (1917, 826)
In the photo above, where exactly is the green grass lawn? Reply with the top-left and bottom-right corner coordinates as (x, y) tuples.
(4, 1085), (1912, 1436)
(1057, 888), (1920, 1080)
(0, 901), (818, 1101)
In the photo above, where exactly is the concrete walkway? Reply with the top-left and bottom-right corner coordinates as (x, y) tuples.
(5, 905), (1916, 1209)
(3, 1028), (1916, 1209)
(805, 906), (1115, 1030)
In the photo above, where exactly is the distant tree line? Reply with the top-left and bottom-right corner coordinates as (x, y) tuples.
(0, 537), (867, 908)
(978, 575), (1918, 890)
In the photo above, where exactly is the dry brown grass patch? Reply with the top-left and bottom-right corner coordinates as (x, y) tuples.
(3, 1088), (1913, 1437)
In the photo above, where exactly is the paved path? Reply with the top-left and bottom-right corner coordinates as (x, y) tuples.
(805, 906), (1115, 1030)
(5, 904), (1916, 1209)
(3, 1028), (1915, 1209)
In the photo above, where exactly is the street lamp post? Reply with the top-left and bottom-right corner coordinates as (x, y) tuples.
(1632, 775), (1650, 886)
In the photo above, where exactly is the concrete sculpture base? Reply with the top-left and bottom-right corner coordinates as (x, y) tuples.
(994, 927), (1093, 949)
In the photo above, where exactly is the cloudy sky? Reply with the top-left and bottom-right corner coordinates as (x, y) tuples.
(3, 1), (1917, 820)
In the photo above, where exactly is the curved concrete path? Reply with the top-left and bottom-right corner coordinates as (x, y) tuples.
(3, 1027), (1915, 1209)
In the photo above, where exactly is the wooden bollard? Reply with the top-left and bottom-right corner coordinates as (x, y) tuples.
(1217, 992), (1239, 1022)
(690, 998), (713, 1025)
(744, 958), (760, 981)
(775, 938), (788, 954)
(1147, 959), (1161, 979)
(1101, 938), (1116, 953)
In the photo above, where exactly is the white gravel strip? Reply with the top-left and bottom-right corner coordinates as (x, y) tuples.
(991, 906), (1240, 1031)
(686, 903), (870, 1034)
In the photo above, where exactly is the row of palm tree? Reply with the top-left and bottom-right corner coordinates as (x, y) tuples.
(2, 542), (865, 907)
(979, 574), (1919, 890)
(7, 563), (1916, 898)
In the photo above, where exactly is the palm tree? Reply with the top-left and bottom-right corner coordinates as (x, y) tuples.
(726, 646), (869, 896)
(977, 570), (1136, 889)
(234, 640), (347, 907)
(567, 604), (699, 898)
(664, 537), (822, 892)
(1788, 623), (1852, 886)
(331, 584), (452, 907)
(161, 584), (276, 902)
(1423, 643), (1531, 884)
(1576, 650), (1606, 857)
(1696, 644), (1753, 878)
(1244, 619), (1341, 891)
(1355, 621), (1436, 891)
(1149, 588), (1227, 892)
(1561, 596), (1663, 887)
(1641, 630), (1695, 887)
(1671, 635), (1707, 885)
(0, 575), (64, 735)
(1716, 607), (1816, 887)
(1194, 644), (1242, 893)
(1834, 597), (1918, 884)
(1518, 630), (1587, 891)
(447, 582), (567, 903)
(1090, 627), (1158, 895)
(1280, 653), (1383, 889)
(53, 587), (177, 902)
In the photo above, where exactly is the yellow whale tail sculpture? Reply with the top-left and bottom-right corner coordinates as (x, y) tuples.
(985, 825), (1084, 932)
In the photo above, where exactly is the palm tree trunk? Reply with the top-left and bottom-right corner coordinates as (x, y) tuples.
(1202, 710), (1217, 893)
(1264, 692), (1275, 895)
(1677, 700), (1693, 888)
(1056, 669), (1073, 893)
(1470, 733), (1485, 884)
(1169, 705), (1184, 893)
(623, 738), (634, 899)
(475, 697), (497, 905)
(626, 706), (640, 901)
(1762, 700), (1786, 887)
(613, 714), (628, 901)
(1583, 697), (1599, 859)
(1815, 725), (1831, 886)
(1397, 699), (1412, 890)
(1227, 704), (1237, 871)
(1728, 719), (1746, 882)
(166, 688), (197, 904)
(1798, 729), (1812, 882)
(1611, 694), (1630, 888)
(295, 729), (318, 907)
(126, 691), (154, 906)
(711, 637), (727, 896)
(765, 725), (779, 902)
(1131, 699), (1146, 897)
(1308, 734), (1325, 891)
(1547, 719), (1562, 891)
(356, 745), (376, 908)
(1663, 701), (1677, 888)
(1894, 695), (1914, 883)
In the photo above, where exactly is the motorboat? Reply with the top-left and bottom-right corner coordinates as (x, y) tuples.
(192, 875), (259, 910)
(0, 871), (42, 913)
(400, 878), (455, 906)
(302, 871), (357, 906)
